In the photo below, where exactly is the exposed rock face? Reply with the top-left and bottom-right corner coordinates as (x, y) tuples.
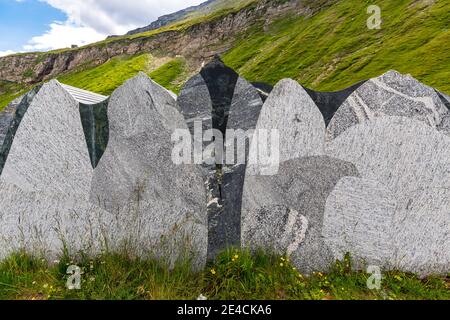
(0, 80), (104, 259)
(90, 73), (208, 268)
(326, 71), (450, 140)
(0, 0), (307, 86)
(126, 0), (218, 36)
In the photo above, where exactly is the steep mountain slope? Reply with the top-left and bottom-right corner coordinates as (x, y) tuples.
(0, 0), (448, 110)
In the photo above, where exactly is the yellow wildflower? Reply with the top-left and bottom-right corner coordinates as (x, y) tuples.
(210, 269), (216, 275)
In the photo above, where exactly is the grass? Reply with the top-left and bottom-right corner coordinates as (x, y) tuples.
(57, 54), (153, 96)
(223, 0), (450, 93)
(0, 81), (29, 111)
(148, 57), (188, 93)
(57, 54), (189, 97)
(0, 249), (448, 300)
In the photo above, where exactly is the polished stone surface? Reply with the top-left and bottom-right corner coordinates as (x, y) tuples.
(327, 71), (449, 139)
(90, 73), (208, 268)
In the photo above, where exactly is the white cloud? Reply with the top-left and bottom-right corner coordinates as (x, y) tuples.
(23, 22), (105, 51)
(22, 0), (205, 51)
(42, 0), (205, 35)
(0, 50), (16, 57)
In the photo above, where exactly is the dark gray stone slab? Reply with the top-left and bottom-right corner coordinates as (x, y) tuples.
(303, 81), (366, 126)
(242, 156), (359, 274)
(200, 55), (239, 136)
(90, 73), (208, 268)
(79, 99), (109, 169)
(0, 86), (41, 175)
(178, 58), (265, 260)
(326, 71), (450, 140)
(251, 82), (273, 102)
(435, 90), (450, 110)
(178, 73), (214, 168)
(215, 76), (265, 259)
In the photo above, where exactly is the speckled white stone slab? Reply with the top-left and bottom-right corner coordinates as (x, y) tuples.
(326, 71), (450, 140)
(324, 117), (450, 275)
(90, 73), (208, 269)
(0, 80), (99, 259)
(247, 79), (326, 175)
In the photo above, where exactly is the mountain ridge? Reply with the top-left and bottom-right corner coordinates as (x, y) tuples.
(0, 0), (448, 110)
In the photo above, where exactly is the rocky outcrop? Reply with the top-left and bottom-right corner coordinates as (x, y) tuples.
(0, 0), (313, 86)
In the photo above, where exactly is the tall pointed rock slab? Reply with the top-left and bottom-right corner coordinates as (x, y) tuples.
(0, 81), (106, 259)
(247, 79), (326, 176)
(212, 75), (264, 259)
(90, 73), (208, 268)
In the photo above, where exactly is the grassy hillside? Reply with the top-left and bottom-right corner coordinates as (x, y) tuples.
(223, 0), (450, 92)
(0, 0), (449, 111)
(1, 249), (449, 300)
(58, 54), (189, 95)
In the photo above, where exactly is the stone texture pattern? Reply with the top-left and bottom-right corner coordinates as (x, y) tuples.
(247, 79), (326, 176)
(0, 86), (41, 174)
(79, 99), (110, 169)
(1, 81), (92, 196)
(211, 76), (264, 259)
(90, 73), (208, 268)
(242, 156), (359, 273)
(241, 74), (450, 276)
(324, 117), (450, 275)
(326, 71), (450, 140)
(0, 80), (100, 259)
(178, 73), (214, 167)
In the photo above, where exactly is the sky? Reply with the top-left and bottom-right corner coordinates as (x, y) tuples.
(0, 0), (205, 56)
